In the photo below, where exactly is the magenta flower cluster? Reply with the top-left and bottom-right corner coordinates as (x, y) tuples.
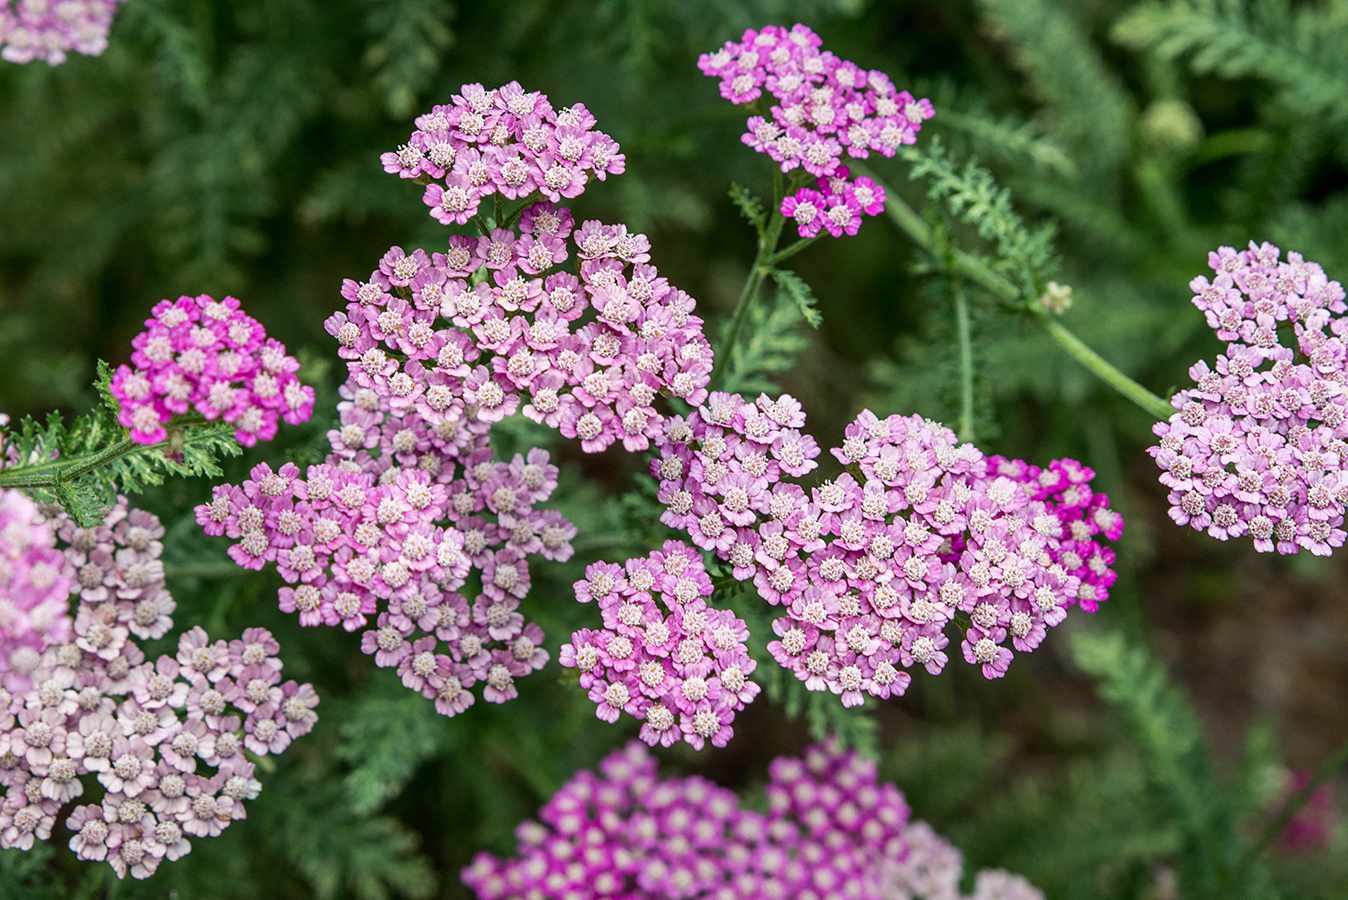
(326, 206), (714, 457)
(560, 541), (758, 751)
(1150, 243), (1348, 555)
(197, 452), (562, 716)
(0, 489), (74, 693)
(0, 497), (317, 879)
(380, 81), (625, 226)
(651, 395), (1122, 705)
(698, 23), (932, 240)
(462, 739), (1041, 900)
(0, 0), (123, 65)
(109, 294), (316, 446)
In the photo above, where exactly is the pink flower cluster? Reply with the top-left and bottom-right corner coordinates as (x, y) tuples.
(197, 450), (565, 716)
(0, 0), (123, 65)
(0, 498), (316, 879)
(0, 489), (74, 693)
(380, 82), (625, 225)
(1150, 243), (1348, 555)
(698, 23), (933, 240)
(462, 739), (1041, 900)
(326, 207), (713, 456)
(652, 396), (1121, 705)
(109, 295), (316, 446)
(560, 541), (758, 751)
(986, 456), (1123, 612)
(780, 164), (887, 239)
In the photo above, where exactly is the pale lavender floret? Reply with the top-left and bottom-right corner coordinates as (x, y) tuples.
(1150, 242), (1348, 557)
(0, 489), (74, 692)
(461, 739), (1042, 900)
(0, 496), (318, 879)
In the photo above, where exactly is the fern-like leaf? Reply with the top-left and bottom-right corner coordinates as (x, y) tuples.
(768, 268), (823, 329)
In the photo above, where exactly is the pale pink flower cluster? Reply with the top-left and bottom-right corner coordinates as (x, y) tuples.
(463, 739), (1041, 900)
(652, 396), (1120, 705)
(698, 23), (932, 240)
(1151, 242), (1348, 555)
(560, 541), (759, 751)
(0, 489), (74, 693)
(1, 0), (124, 65)
(0, 498), (316, 878)
(197, 450), (566, 715)
(380, 82), (625, 225)
(326, 207), (713, 456)
(108, 295), (316, 446)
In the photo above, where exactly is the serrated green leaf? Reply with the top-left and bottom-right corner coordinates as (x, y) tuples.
(768, 268), (823, 329)
(728, 182), (767, 234)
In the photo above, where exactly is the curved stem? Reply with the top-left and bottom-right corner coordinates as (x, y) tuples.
(1243, 738), (1348, 867)
(952, 278), (976, 442)
(856, 161), (1174, 421)
(0, 415), (212, 490)
(711, 174), (789, 387)
(766, 236), (818, 266)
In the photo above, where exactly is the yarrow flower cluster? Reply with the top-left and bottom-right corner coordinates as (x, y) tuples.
(109, 295), (316, 446)
(1150, 243), (1348, 556)
(380, 81), (625, 226)
(561, 541), (758, 751)
(0, 497), (317, 878)
(197, 451), (563, 716)
(327, 206), (713, 457)
(462, 739), (1041, 900)
(698, 23), (932, 239)
(652, 397), (1122, 705)
(0, 0), (123, 65)
(0, 489), (73, 692)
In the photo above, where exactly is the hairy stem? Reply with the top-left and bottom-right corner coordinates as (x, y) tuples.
(0, 415), (213, 490)
(858, 162), (1175, 421)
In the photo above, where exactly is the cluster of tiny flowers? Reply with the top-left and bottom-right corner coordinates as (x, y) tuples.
(780, 165), (886, 239)
(697, 23), (932, 240)
(1150, 243), (1348, 555)
(888, 820), (1042, 900)
(0, 498), (317, 878)
(0, 489), (73, 692)
(560, 541), (758, 751)
(0, 0), (123, 65)
(462, 739), (1041, 900)
(985, 456), (1123, 613)
(654, 398), (1116, 705)
(380, 82), (625, 226)
(196, 449), (566, 716)
(326, 205), (714, 456)
(108, 295), (316, 446)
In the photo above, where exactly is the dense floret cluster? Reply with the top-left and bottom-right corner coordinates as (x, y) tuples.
(698, 23), (932, 239)
(652, 397), (1122, 705)
(461, 740), (1041, 899)
(0, 489), (73, 692)
(1150, 243), (1348, 555)
(0, 0), (124, 65)
(109, 295), (315, 446)
(380, 81), (625, 225)
(0, 497), (316, 878)
(561, 541), (758, 750)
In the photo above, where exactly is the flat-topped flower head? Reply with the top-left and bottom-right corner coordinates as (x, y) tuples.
(462, 739), (1041, 899)
(652, 398), (1122, 706)
(700, 24), (931, 239)
(561, 540), (757, 751)
(382, 81), (625, 224)
(0, 497), (316, 879)
(1, 0), (126, 65)
(109, 295), (315, 446)
(1150, 243), (1348, 556)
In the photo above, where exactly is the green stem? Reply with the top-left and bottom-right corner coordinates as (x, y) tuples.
(857, 161), (1175, 421)
(0, 415), (215, 490)
(952, 278), (976, 442)
(766, 236), (818, 266)
(710, 173), (788, 387)
(1243, 738), (1348, 867)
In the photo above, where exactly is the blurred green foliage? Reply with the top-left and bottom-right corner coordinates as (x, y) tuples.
(2, 1), (1347, 897)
